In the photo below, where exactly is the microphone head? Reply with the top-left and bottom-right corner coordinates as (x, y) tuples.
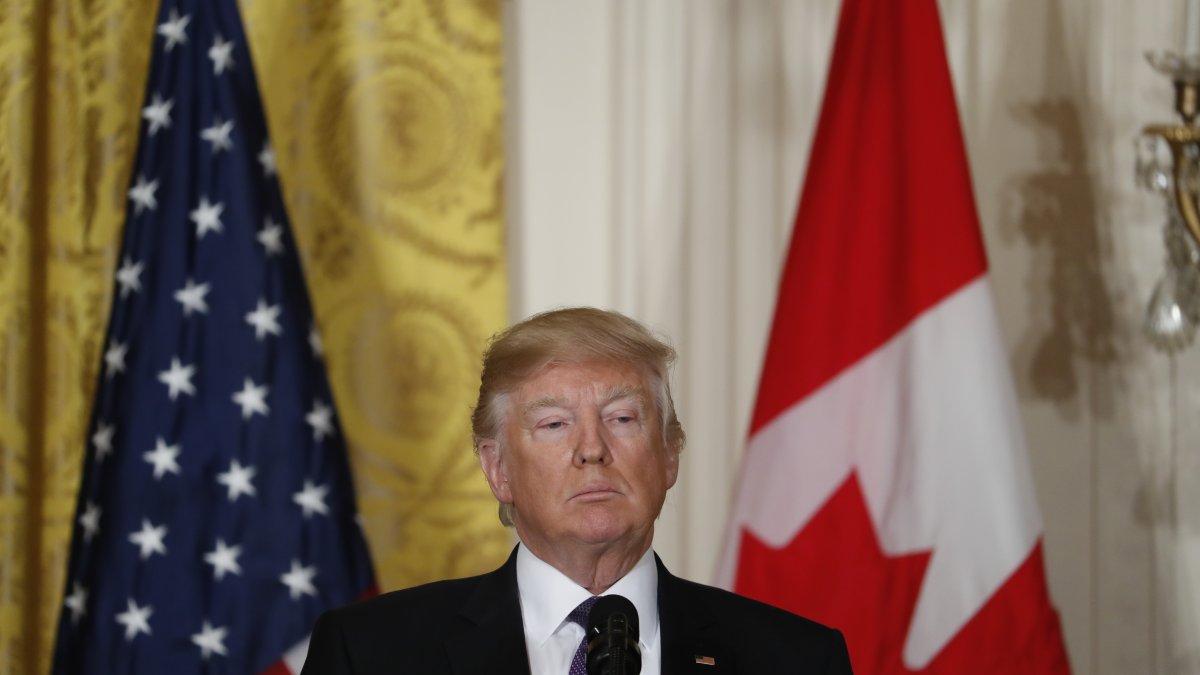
(586, 594), (641, 675)
(587, 594), (639, 641)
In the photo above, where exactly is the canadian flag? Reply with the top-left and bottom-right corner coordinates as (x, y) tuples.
(715, 0), (1072, 672)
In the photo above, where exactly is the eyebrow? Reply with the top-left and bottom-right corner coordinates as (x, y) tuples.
(600, 384), (646, 410)
(519, 385), (647, 418)
(520, 395), (572, 417)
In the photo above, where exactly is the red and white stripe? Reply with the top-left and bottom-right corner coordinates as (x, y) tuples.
(261, 636), (310, 674)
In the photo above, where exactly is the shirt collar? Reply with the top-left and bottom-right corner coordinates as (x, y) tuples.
(516, 543), (660, 648)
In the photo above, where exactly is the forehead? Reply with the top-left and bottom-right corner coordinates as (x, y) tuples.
(512, 360), (649, 405)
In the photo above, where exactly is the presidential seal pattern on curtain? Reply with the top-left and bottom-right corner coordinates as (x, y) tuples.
(0, 3), (160, 672)
(241, 0), (510, 587)
(0, 1), (508, 672)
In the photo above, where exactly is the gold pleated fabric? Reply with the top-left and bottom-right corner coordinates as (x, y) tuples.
(0, 1), (509, 672)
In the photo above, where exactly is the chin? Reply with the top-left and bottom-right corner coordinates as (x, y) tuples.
(572, 513), (647, 547)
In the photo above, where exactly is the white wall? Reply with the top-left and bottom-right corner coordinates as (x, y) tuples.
(503, 1), (1200, 673)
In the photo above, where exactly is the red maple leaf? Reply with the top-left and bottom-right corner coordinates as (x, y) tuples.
(734, 474), (1071, 673)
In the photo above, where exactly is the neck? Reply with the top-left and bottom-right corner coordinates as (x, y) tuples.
(518, 532), (653, 595)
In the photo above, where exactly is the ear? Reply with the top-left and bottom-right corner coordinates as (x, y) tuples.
(663, 446), (680, 491)
(477, 439), (513, 504)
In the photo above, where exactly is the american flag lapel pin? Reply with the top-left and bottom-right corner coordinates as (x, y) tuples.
(694, 655), (716, 666)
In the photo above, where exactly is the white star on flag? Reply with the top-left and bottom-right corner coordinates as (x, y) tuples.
(115, 598), (153, 641)
(143, 437), (182, 480)
(91, 422), (115, 461)
(305, 400), (335, 441)
(127, 174), (159, 214)
(258, 141), (277, 176)
(157, 357), (196, 400)
(293, 480), (330, 518)
(78, 502), (101, 542)
(245, 299), (282, 340)
(115, 257), (144, 298)
(129, 519), (168, 560)
(232, 378), (270, 419)
(142, 93), (173, 136)
(200, 116), (234, 153)
(156, 8), (190, 51)
(216, 459), (257, 501)
(190, 197), (225, 239)
(280, 559), (318, 600)
(104, 341), (127, 378)
(174, 278), (211, 316)
(309, 326), (324, 357)
(258, 218), (284, 255)
(208, 34), (235, 74)
(191, 621), (229, 659)
(203, 539), (243, 580)
(64, 582), (87, 624)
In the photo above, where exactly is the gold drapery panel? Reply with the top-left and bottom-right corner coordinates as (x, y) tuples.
(0, 1), (509, 672)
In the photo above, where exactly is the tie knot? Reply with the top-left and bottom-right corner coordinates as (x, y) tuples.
(568, 596), (600, 627)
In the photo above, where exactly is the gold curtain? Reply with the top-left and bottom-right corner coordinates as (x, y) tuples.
(0, 1), (510, 672)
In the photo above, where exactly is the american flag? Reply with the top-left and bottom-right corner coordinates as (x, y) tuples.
(52, 1), (376, 672)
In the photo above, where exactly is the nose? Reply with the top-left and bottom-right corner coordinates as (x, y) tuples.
(574, 417), (611, 466)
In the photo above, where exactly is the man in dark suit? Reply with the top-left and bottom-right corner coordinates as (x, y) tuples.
(302, 308), (852, 674)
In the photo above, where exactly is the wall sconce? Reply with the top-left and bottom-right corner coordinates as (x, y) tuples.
(1136, 42), (1200, 351)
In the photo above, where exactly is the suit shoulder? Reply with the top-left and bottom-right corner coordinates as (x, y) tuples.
(302, 571), (507, 674)
(664, 577), (853, 672)
(323, 573), (484, 628)
(672, 576), (841, 638)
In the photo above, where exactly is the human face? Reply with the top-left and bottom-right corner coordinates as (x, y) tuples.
(478, 360), (679, 558)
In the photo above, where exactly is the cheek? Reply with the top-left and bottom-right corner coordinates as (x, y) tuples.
(508, 454), (558, 494)
(624, 433), (674, 477)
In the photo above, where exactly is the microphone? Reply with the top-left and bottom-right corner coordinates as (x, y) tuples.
(586, 594), (642, 675)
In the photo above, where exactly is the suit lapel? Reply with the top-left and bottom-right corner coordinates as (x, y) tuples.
(443, 550), (728, 674)
(656, 556), (728, 675)
(444, 548), (532, 675)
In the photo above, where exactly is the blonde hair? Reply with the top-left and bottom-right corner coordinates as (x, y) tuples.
(472, 307), (686, 525)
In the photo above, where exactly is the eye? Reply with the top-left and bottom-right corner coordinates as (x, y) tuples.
(535, 418), (570, 432)
(608, 411), (638, 425)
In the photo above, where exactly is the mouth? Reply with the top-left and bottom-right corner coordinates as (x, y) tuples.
(572, 484), (619, 501)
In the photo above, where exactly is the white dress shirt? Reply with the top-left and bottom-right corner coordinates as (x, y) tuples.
(516, 543), (661, 675)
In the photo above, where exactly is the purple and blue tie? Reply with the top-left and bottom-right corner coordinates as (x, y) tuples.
(568, 596), (600, 675)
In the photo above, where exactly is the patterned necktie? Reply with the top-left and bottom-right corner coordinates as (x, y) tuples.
(567, 596), (600, 675)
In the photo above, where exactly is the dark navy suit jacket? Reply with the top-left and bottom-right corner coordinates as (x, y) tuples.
(300, 548), (853, 674)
